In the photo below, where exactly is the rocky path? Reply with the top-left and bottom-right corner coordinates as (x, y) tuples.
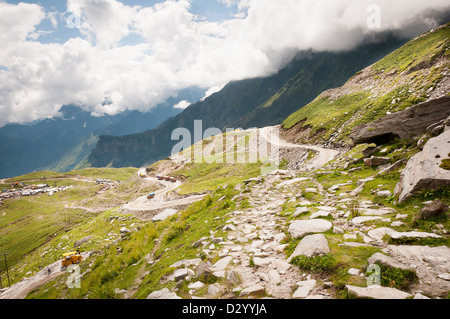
(149, 168), (450, 300)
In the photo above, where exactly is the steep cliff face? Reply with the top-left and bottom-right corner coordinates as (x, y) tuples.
(282, 23), (450, 147)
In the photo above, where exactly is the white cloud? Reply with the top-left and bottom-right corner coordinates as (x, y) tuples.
(0, 0), (449, 127)
(173, 100), (191, 109)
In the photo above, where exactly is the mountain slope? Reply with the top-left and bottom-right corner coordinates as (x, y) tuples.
(0, 88), (204, 178)
(282, 23), (450, 146)
(88, 38), (406, 169)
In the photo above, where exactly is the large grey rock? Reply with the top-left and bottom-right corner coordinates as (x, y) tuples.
(292, 280), (316, 299)
(368, 253), (412, 271)
(350, 96), (450, 145)
(147, 288), (182, 299)
(287, 234), (330, 262)
(346, 285), (412, 299)
(395, 129), (450, 202)
(364, 157), (391, 167)
(74, 235), (92, 248)
(415, 199), (449, 221)
(211, 256), (232, 271)
(288, 219), (332, 238)
(239, 284), (265, 297)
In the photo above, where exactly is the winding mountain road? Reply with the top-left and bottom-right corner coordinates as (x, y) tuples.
(259, 125), (339, 170)
(123, 177), (205, 211)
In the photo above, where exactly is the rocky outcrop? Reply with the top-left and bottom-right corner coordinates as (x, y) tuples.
(350, 96), (450, 145)
(415, 199), (449, 221)
(395, 129), (450, 202)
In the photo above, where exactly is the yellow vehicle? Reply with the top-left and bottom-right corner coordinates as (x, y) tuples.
(61, 251), (83, 269)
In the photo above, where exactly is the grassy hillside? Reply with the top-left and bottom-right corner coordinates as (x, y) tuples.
(283, 23), (450, 145)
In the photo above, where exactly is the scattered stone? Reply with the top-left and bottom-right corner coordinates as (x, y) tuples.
(147, 288), (182, 299)
(288, 219), (332, 238)
(293, 280), (316, 299)
(252, 257), (273, 267)
(367, 227), (398, 241)
(171, 268), (195, 281)
(414, 293), (430, 299)
(376, 190), (392, 197)
(188, 281), (205, 290)
(292, 207), (309, 217)
(223, 224), (237, 231)
(211, 256), (233, 271)
(226, 270), (241, 284)
(287, 234), (330, 262)
(348, 268), (360, 276)
(239, 285), (265, 297)
(438, 273), (450, 281)
(415, 199), (449, 221)
(74, 235), (93, 248)
(170, 258), (202, 269)
(268, 269), (281, 285)
(346, 285), (412, 299)
(304, 188), (318, 194)
(367, 253), (412, 271)
(364, 157), (391, 167)
(352, 216), (383, 225)
(309, 210), (331, 219)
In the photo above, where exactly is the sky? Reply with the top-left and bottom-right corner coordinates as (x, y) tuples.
(0, 0), (449, 127)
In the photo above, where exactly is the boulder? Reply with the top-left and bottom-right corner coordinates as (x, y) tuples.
(288, 219), (332, 238)
(292, 280), (316, 299)
(147, 288), (182, 299)
(74, 235), (92, 248)
(211, 256), (232, 271)
(367, 253), (412, 271)
(309, 210), (331, 219)
(395, 129), (450, 202)
(415, 199), (449, 221)
(287, 234), (330, 262)
(345, 285), (412, 299)
(350, 96), (450, 145)
(364, 157), (391, 167)
(239, 285), (265, 297)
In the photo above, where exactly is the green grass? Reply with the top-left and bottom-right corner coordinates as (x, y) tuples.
(376, 263), (418, 291)
(173, 162), (264, 195)
(282, 24), (449, 145)
(372, 24), (450, 74)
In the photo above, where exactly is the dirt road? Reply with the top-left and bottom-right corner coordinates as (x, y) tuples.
(259, 126), (339, 170)
(123, 177), (205, 211)
(0, 252), (90, 299)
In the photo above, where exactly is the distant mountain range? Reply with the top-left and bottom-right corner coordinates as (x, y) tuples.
(88, 36), (407, 168)
(0, 87), (205, 178)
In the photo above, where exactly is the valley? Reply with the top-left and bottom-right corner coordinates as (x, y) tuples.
(0, 22), (449, 301)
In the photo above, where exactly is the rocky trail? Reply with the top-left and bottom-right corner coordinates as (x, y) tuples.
(148, 167), (450, 299)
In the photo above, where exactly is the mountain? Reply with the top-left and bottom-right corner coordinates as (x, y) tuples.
(282, 23), (450, 147)
(1, 24), (449, 301)
(0, 87), (205, 178)
(88, 37), (406, 168)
